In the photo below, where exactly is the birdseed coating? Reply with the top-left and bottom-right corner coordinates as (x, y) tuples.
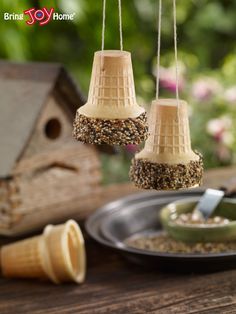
(73, 112), (148, 146)
(125, 232), (236, 254)
(129, 153), (203, 190)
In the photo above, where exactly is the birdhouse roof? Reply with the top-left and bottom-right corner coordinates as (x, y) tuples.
(0, 61), (85, 178)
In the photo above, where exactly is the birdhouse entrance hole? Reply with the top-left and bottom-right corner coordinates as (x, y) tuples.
(44, 118), (61, 140)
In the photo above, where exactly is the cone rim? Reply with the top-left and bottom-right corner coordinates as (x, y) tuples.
(61, 220), (86, 283)
(134, 151), (201, 165)
(78, 104), (146, 119)
(151, 98), (187, 107)
(95, 50), (130, 57)
(43, 220), (86, 284)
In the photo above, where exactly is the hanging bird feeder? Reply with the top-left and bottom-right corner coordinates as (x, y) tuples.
(130, 99), (203, 190)
(130, 0), (203, 190)
(73, 0), (148, 146)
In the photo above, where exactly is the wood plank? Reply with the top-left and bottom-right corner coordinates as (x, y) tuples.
(1, 241), (236, 314)
(203, 166), (236, 189)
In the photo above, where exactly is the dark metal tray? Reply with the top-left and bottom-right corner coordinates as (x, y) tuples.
(85, 189), (236, 272)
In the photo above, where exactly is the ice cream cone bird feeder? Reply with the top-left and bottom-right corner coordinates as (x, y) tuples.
(130, 99), (203, 190)
(0, 220), (86, 284)
(73, 0), (148, 145)
(130, 0), (203, 190)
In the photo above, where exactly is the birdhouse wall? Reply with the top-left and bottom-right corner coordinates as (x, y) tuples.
(15, 141), (101, 213)
(3, 141), (102, 232)
(22, 93), (74, 159)
(0, 178), (21, 229)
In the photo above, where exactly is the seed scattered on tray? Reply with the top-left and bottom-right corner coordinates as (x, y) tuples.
(73, 112), (148, 146)
(125, 232), (236, 254)
(129, 152), (203, 190)
(173, 212), (230, 226)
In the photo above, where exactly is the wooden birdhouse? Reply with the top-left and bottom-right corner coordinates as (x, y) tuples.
(0, 61), (102, 236)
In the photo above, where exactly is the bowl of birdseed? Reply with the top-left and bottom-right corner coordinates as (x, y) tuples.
(160, 197), (236, 243)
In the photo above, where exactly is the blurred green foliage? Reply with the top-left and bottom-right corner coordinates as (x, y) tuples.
(1, 0), (236, 184)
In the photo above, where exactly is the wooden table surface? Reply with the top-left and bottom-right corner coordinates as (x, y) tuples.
(1, 167), (236, 314)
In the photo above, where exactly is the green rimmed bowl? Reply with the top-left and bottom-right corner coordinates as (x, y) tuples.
(160, 197), (236, 243)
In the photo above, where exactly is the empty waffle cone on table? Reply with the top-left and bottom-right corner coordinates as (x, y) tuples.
(0, 220), (86, 284)
(73, 50), (148, 146)
(130, 99), (203, 190)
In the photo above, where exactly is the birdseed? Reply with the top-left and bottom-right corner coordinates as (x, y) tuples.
(73, 112), (148, 146)
(125, 232), (236, 254)
(129, 153), (203, 190)
(174, 212), (230, 226)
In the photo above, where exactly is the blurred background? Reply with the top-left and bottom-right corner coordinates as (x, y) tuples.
(1, 0), (236, 184)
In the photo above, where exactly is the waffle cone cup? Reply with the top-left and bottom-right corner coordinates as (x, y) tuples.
(0, 220), (86, 284)
(78, 50), (145, 119)
(73, 50), (148, 146)
(130, 99), (203, 190)
(136, 99), (199, 164)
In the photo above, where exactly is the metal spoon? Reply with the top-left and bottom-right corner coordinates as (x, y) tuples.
(193, 189), (225, 220)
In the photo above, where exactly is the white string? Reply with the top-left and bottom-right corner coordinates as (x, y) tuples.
(156, 0), (180, 106)
(118, 0), (123, 50)
(101, 0), (106, 51)
(156, 0), (162, 99)
(173, 0), (180, 106)
(101, 0), (123, 51)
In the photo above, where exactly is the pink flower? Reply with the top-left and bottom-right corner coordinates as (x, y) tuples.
(156, 66), (185, 93)
(192, 78), (221, 101)
(224, 86), (236, 104)
(206, 117), (233, 146)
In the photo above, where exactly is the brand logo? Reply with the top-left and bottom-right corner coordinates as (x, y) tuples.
(24, 7), (54, 26)
(3, 8), (76, 25)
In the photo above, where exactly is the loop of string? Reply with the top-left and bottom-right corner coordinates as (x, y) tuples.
(101, 0), (106, 51)
(156, 0), (180, 107)
(118, 0), (123, 51)
(156, 0), (162, 99)
(101, 0), (123, 51)
(173, 0), (179, 106)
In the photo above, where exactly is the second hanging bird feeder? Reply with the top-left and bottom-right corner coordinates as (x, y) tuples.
(130, 98), (203, 190)
(73, 0), (148, 146)
(130, 0), (203, 190)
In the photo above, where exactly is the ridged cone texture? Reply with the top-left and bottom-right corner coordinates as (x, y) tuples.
(136, 99), (199, 164)
(78, 50), (145, 119)
(0, 220), (86, 284)
(0, 235), (47, 279)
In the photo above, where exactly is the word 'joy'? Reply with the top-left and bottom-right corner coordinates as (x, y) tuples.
(24, 7), (54, 25)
